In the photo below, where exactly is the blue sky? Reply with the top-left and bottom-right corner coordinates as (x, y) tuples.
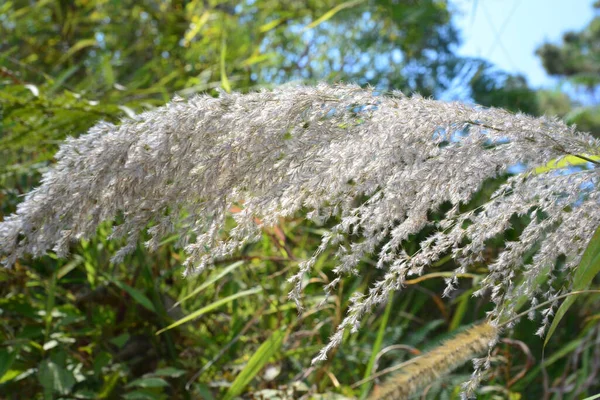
(453, 0), (596, 88)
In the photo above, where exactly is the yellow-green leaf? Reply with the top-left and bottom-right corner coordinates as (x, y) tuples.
(183, 11), (210, 46)
(545, 225), (600, 345)
(302, 0), (364, 32)
(259, 17), (286, 33)
(220, 35), (231, 93)
(0, 350), (16, 383)
(534, 154), (600, 174)
(241, 52), (277, 67)
(0, 369), (21, 384)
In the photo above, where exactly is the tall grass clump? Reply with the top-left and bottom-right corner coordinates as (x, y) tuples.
(1, 84), (599, 395)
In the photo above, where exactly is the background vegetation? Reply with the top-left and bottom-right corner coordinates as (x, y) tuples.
(1, 1), (599, 399)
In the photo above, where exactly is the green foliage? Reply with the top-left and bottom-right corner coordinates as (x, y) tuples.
(546, 225), (600, 345)
(359, 292), (393, 399)
(1, 0), (600, 399)
(223, 326), (287, 400)
(156, 287), (263, 335)
(469, 62), (540, 115)
(535, 6), (600, 136)
(536, 12), (600, 89)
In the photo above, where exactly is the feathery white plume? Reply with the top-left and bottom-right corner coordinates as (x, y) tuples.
(1, 84), (599, 371)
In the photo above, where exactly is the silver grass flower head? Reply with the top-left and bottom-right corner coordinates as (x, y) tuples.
(1, 83), (599, 370)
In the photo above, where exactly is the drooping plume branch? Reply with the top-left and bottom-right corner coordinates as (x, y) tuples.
(1, 84), (599, 378)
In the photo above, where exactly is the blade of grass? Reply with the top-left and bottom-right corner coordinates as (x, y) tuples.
(156, 287), (262, 335)
(582, 393), (600, 400)
(43, 271), (57, 346)
(183, 11), (210, 46)
(222, 326), (287, 400)
(360, 291), (393, 399)
(171, 261), (245, 309)
(185, 309), (264, 390)
(449, 288), (474, 331)
(56, 255), (84, 279)
(258, 17), (287, 33)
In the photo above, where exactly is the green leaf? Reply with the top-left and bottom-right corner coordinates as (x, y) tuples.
(122, 392), (163, 400)
(109, 333), (130, 349)
(222, 327), (287, 400)
(0, 350), (16, 381)
(48, 65), (80, 93)
(534, 154), (600, 174)
(183, 11), (210, 46)
(38, 359), (76, 397)
(125, 377), (169, 389)
(57, 38), (97, 64)
(172, 261), (245, 309)
(150, 367), (186, 378)
(101, 53), (115, 87)
(0, 369), (22, 384)
(97, 371), (120, 399)
(220, 35), (231, 93)
(241, 52), (277, 67)
(56, 255), (84, 279)
(44, 272), (57, 345)
(449, 289), (474, 331)
(106, 276), (156, 313)
(258, 17), (287, 33)
(156, 287), (262, 335)
(545, 225), (600, 345)
(302, 0), (364, 31)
